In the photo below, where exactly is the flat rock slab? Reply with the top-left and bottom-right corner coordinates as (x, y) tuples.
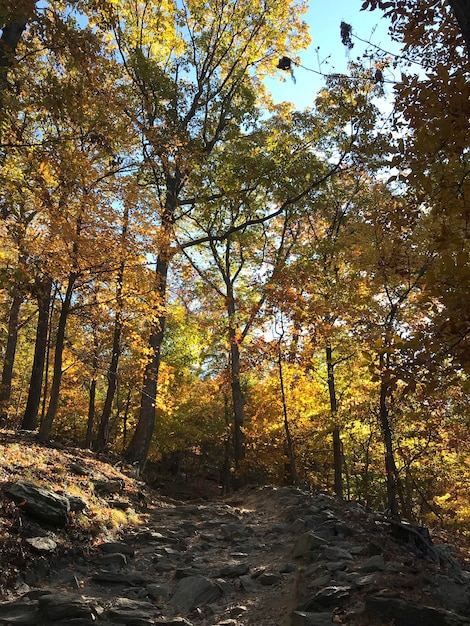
(365, 595), (470, 626)
(25, 536), (57, 552)
(6, 481), (70, 526)
(169, 575), (222, 611)
(37, 593), (98, 621)
(0, 600), (38, 625)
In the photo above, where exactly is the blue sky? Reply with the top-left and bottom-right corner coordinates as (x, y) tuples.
(265, 0), (399, 109)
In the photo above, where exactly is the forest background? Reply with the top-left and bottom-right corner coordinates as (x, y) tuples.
(0, 0), (469, 529)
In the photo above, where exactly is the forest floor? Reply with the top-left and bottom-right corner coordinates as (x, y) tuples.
(1, 429), (470, 625)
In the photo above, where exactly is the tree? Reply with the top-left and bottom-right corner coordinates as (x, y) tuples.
(115, 0), (311, 469)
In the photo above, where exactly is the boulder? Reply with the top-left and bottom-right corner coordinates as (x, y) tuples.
(6, 481), (70, 526)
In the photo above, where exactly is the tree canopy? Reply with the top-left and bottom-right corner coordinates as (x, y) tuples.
(0, 0), (469, 526)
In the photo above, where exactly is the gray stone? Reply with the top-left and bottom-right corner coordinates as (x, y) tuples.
(169, 575), (222, 611)
(99, 541), (135, 556)
(92, 570), (146, 584)
(67, 495), (87, 512)
(293, 532), (328, 558)
(25, 536), (57, 552)
(37, 593), (97, 621)
(299, 585), (351, 610)
(239, 574), (257, 591)
(365, 595), (469, 626)
(279, 562), (297, 574)
(434, 576), (470, 617)
(154, 617), (193, 626)
(291, 518), (307, 533)
(325, 560), (349, 572)
(93, 479), (124, 494)
(220, 562), (249, 577)
(98, 552), (128, 567)
(7, 481), (70, 526)
(309, 573), (332, 588)
(258, 572), (282, 585)
(361, 554), (386, 572)
(146, 583), (171, 600)
(292, 611), (334, 626)
(220, 523), (253, 539)
(0, 600), (38, 625)
(106, 597), (158, 624)
(323, 546), (353, 561)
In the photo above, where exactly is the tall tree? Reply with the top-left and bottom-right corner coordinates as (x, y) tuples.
(115, 0), (311, 469)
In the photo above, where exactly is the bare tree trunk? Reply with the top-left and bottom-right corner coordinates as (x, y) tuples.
(85, 331), (99, 449)
(95, 271), (124, 451)
(378, 355), (400, 518)
(0, 293), (23, 421)
(21, 277), (52, 430)
(326, 344), (343, 498)
(278, 338), (299, 485)
(125, 176), (177, 469)
(95, 206), (128, 451)
(226, 288), (245, 470)
(39, 272), (77, 441)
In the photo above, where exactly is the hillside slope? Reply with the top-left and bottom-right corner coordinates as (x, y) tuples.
(1, 429), (470, 626)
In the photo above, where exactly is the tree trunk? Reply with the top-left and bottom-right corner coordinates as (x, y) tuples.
(39, 272), (77, 441)
(0, 293), (23, 421)
(326, 344), (343, 498)
(226, 288), (245, 469)
(21, 277), (52, 430)
(379, 372), (400, 518)
(278, 339), (299, 485)
(96, 206), (128, 451)
(124, 177), (177, 470)
(124, 257), (167, 468)
(85, 332), (99, 449)
(95, 272), (124, 451)
(0, 2), (35, 99)
(447, 0), (470, 60)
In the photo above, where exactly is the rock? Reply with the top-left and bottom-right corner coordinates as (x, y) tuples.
(279, 562), (297, 574)
(155, 619), (194, 625)
(293, 532), (328, 558)
(239, 574), (257, 591)
(323, 545), (353, 561)
(219, 563), (249, 577)
(6, 480), (70, 526)
(69, 462), (92, 476)
(299, 585), (351, 610)
(361, 554), (386, 572)
(106, 597), (159, 624)
(0, 599), (38, 625)
(146, 583), (171, 600)
(258, 572), (282, 585)
(92, 570), (147, 585)
(99, 541), (135, 556)
(365, 595), (470, 626)
(37, 593), (97, 621)
(98, 552), (128, 568)
(25, 536), (57, 552)
(292, 611), (335, 626)
(434, 576), (470, 617)
(67, 495), (87, 512)
(169, 575), (222, 611)
(220, 523), (253, 539)
(93, 479), (124, 494)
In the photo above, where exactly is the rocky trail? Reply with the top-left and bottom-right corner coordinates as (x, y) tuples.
(1, 434), (470, 625)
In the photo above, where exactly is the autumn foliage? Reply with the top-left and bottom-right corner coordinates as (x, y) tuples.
(0, 0), (469, 529)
